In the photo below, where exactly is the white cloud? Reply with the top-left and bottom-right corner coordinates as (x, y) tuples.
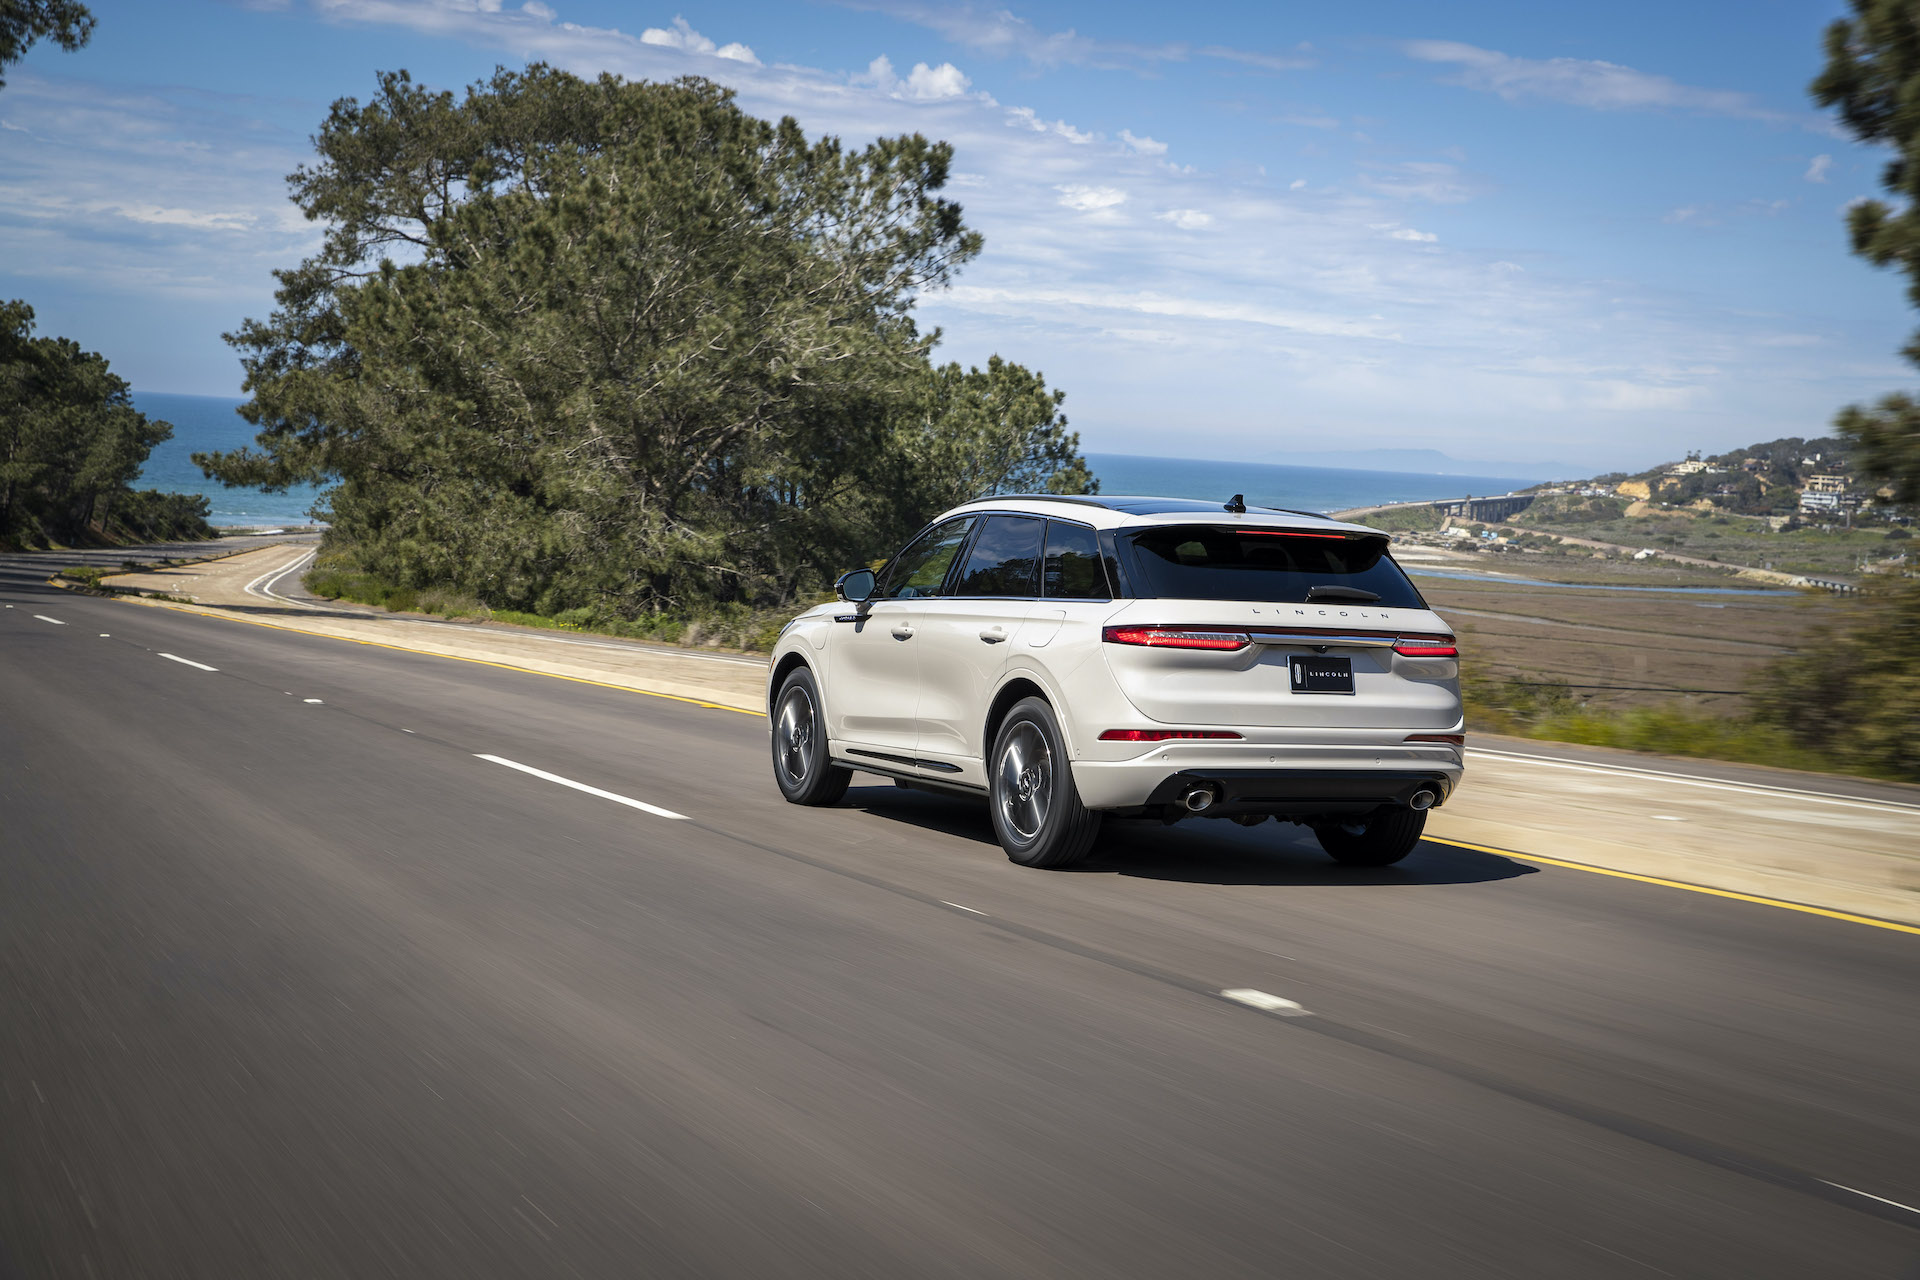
(1119, 129), (1166, 156)
(0, 118), (25, 133)
(1056, 184), (1127, 213)
(1404, 39), (1776, 120)
(1007, 105), (1094, 143)
(639, 16), (760, 65)
(832, 2), (1311, 74)
(1156, 208), (1211, 230)
(859, 54), (972, 100)
(1389, 228), (1437, 242)
(1805, 154), (1832, 183)
(942, 285), (1400, 341)
(1289, 178), (1307, 191)
(1359, 160), (1474, 204)
(1277, 114), (1339, 130)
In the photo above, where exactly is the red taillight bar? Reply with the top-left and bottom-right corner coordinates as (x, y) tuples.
(1107, 625), (1455, 656)
(1098, 729), (1245, 742)
(1392, 633), (1457, 657)
(1405, 733), (1465, 745)
(1103, 626), (1251, 651)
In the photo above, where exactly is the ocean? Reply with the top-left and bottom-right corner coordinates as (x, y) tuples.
(132, 392), (329, 527)
(1084, 453), (1530, 516)
(130, 394), (1530, 527)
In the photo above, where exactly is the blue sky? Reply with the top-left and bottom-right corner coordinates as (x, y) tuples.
(0, 0), (1908, 471)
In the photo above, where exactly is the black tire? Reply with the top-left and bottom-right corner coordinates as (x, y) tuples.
(1312, 807), (1426, 866)
(988, 697), (1101, 869)
(771, 667), (851, 806)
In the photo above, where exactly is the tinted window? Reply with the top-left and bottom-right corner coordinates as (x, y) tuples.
(882, 517), (974, 598)
(954, 515), (1045, 597)
(1123, 525), (1425, 607)
(1043, 520), (1109, 599)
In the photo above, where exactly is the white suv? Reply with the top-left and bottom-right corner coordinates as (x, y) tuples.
(767, 495), (1464, 869)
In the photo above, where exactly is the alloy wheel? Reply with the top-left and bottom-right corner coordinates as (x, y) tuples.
(997, 720), (1052, 841)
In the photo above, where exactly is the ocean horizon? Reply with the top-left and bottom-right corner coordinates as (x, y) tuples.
(132, 393), (1530, 526)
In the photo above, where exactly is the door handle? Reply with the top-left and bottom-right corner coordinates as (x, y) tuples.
(891, 625), (915, 640)
(979, 627), (1007, 643)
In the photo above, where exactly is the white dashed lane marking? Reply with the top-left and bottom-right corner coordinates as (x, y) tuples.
(1820, 1181), (1920, 1215)
(304, 698), (323, 704)
(941, 901), (987, 916)
(157, 653), (219, 672)
(1221, 989), (1311, 1017)
(475, 754), (688, 820)
(33, 615), (64, 625)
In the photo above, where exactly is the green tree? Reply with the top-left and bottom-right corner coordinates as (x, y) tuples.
(0, 299), (203, 546)
(0, 0), (93, 88)
(204, 66), (1090, 618)
(1814, 2), (1920, 504)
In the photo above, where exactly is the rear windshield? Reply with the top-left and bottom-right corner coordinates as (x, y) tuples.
(1123, 525), (1426, 607)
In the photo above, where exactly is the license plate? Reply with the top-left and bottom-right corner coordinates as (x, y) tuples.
(1290, 655), (1354, 695)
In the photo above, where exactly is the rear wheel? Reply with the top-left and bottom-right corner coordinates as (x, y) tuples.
(1312, 807), (1426, 866)
(989, 698), (1101, 869)
(771, 668), (850, 806)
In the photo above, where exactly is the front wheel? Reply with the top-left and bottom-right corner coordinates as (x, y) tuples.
(771, 668), (850, 806)
(1312, 807), (1426, 866)
(989, 698), (1101, 868)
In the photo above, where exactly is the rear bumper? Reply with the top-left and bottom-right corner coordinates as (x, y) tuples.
(1070, 741), (1463, 815)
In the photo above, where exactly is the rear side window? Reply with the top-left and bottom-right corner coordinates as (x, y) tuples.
(1043, 520), (1110, 599)
(954, 515), (1045, 597)
(1123, 525), (1426, 607)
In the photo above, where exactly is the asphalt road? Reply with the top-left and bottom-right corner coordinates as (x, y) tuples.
(2, 558), (1917, 1278)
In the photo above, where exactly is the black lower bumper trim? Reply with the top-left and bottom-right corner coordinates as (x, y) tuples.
(1143, 769), (1455, 819)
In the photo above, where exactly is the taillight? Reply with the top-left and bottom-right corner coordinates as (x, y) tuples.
(1405, 733), (1465, 745)
(1393, 633), (1457, 657)
(1098, 729), (1244, 742)
(1103, 626), (1251, 651)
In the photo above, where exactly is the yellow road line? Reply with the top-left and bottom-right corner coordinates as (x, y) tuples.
(1430, 836), (1920, 937)
(112, 594), (767, 718)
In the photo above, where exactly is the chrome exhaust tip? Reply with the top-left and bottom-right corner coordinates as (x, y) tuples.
(1181, 784), (1219, 813)
(1408, 789), (1438, 811)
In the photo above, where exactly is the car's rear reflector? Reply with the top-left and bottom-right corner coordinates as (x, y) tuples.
(1392, 633), (1458, 657)
(1103, 626), (1251, 651)
(1098, 729), (1245, 742)
(1405, 733), (1466, 745)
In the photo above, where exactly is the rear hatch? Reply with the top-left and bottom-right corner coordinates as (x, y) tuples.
(1101, 520), (1460, 729)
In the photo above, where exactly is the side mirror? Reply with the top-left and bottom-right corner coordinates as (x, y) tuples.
(835, 569), (877, 603)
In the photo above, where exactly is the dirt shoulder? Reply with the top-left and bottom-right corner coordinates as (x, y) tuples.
(85, 544), (1920, 929)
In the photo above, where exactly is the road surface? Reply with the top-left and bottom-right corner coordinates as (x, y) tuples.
(2, 554), (1916, 1277)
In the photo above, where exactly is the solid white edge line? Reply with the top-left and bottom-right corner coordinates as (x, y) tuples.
(1466, 747), (1920, 816)
(157, 652), (219, 672)
(1221, 988), (1311, 1016)
(940, 901), (987, 915)
(32, 615), (64, 625)
(1819, 1181), (1920, 1214)
(475, 754), (689, 820)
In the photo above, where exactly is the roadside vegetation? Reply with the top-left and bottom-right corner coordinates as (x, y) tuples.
(201, 66), (1093, 634)
(1462, 672), (1847, 776)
